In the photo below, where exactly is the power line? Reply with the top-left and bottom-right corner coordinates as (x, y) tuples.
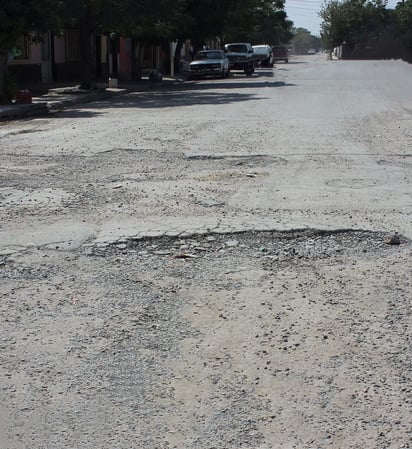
(287, 0), (322, 5)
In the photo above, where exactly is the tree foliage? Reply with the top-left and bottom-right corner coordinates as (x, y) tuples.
(395, 0), (412, 48)
(248, 1), (294, 45)
(224, 0), (292, 45)
(292, 28), (322, 54)
(319, 0), (389, 50)
(60, 0), (125, 88)
(170, 0), (292, 72)
(0, 0), (60, 53)
(122, 0), (186, 42)
(0, 0), (60, 102)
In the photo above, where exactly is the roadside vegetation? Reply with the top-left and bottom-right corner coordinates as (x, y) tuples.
(320, 0), (412, 56)
(291, 27), (322, 54)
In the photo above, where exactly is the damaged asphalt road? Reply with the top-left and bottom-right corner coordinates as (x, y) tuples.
(1, 230), (411, 448)
(0, 56), (411, 448)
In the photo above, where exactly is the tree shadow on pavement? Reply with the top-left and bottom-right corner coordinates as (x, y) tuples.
(281, 61), (308, 64)
(181, 78), (296, 90)
(100, 91), (261, 109)
(49, 91), (258, 116)
(50, 76), (296, 116)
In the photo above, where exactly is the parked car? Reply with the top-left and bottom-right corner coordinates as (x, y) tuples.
(307, 49), (316, 55)
(272, 46), (288, 63)
(252, 45), (273, 67)
(189, 50), (230, 79)
(224, 43), (259, 76)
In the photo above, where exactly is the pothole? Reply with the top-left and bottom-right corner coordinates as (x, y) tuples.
(195, 171), (268, 181)
(185, 154), (287, 165)
(84, 229), (409, 260)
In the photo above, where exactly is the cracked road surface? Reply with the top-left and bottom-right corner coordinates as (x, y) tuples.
(1, 55), (411, 448)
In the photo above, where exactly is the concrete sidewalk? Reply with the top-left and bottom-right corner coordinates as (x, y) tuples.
(0, 75), (187, 121)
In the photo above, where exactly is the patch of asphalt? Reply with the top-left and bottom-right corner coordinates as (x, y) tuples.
(0, 220), (98, 256)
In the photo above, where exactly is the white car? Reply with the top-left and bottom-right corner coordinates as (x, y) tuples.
(189, 50), (230, 79)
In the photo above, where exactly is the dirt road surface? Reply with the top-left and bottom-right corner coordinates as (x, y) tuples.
(1, 55), (411, 449)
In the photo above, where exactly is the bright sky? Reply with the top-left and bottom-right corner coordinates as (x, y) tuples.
(285, 0), (401, 36)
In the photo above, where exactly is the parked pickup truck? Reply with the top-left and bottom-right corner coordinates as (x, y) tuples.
(224, 43), (259, 76)
(272, 46), (289, 63)
(252, 44), (273, 67)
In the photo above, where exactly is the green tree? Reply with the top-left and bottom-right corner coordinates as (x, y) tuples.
(248, 1), (294, 45)
(319, 0), (389, 51)
(122, 0), (186, 42)
(171, 0), (292, 71)
(0, 0), (60, 102)
(120, 0), (186, 78)
(61, 0), (124, 89)
(395, 0), (412, 48)
(225, 0), (292, 44)
(292, 27), (322, 54)
(172, 0), (237, 72)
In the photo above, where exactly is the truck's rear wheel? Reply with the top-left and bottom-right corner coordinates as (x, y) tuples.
(245, 66), (253, 76)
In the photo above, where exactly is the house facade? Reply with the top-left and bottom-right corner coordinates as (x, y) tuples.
(9, 32), (110, 85)
(8, 32), (191, 86)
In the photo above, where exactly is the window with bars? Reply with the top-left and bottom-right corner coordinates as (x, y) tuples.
(14, 37), (31, 59)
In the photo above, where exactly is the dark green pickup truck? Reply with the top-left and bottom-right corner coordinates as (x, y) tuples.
(224, 43), (260, 76)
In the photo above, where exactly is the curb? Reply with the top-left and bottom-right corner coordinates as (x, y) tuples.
(0, 77), (187, 122)
(0, 103), (48, 121)
(0, 90), (123, 121)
